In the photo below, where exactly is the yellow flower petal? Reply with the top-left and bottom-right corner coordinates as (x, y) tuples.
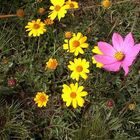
(72, 99), (77, 108)
(77, 97), (84, 107)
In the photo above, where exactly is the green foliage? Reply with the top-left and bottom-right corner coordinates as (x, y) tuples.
(0, 100), (29, 139)
(73, 104), (122, 140)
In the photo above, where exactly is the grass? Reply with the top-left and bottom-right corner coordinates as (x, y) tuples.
(0, 0), (140, 139)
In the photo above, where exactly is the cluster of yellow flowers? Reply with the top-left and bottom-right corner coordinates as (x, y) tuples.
(61, 31), (90, 108)
(33, 35), (103, 109)
(25, 0), (111, 37)
(31, 0), (111, 108)
(25, 0), (78, 37)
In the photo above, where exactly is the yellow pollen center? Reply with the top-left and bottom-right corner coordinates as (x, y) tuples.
(73, 40), (80, 47)
(39, 95), (46, 102)
(55, 5), (61, 11)
(70, 3), (74, 8)
(33, 24), (40, 29)
(114, 52), (125, 61)
(51, 61), (56, 67)
(70, 92), (77, 98)
(76, 65), (83, 72)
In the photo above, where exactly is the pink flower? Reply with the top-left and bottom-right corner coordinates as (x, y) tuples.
(94, 33), (140, 75)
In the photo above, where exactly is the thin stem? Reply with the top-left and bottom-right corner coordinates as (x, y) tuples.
(0, 14), (16, 18)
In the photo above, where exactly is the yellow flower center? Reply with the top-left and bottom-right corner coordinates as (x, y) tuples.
(73, 40), (80, 48)
(70, 92), (77, 98)
(69, 3), (74, 8)
(76, 65), (83, 72)
(33, 24), (40, 29)
(39, 95), (46, 102)
(114, 52), (125, 61)
(55, 5), (61, 11)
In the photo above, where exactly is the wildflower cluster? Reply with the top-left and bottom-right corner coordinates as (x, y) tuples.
(62, 31), (90, 108)
(24, 0), (140, 110)
(25, 0), (79, 37)
(1, 0), (140, 139)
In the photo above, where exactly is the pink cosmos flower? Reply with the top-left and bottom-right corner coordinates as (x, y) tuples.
(94, 33), (140, 75)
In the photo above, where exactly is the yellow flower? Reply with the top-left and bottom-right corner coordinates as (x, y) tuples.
(46, 58), (58, 70)
(48, 0), (68, 21)
(62, 82), (88, 108)
(68, 58), (89, 81)
(63, 32), (89, 56)
(101, 0), (111, 8)
(34, 92), (49, 107)
(25, 19), (46, 37)
(44, 18), (54, 25)
(92, 46), (103, 68)
(65, 0), (79, 9)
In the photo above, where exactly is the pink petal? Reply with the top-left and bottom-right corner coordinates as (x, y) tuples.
(122, 43), (140, 66)
(103, 62), (121, 72)
(131, 44), (140, 56)
(122, 65), (129, 76)
(98, 42), (116, 56)
(112, 33), (124, 51)
(94, 55), (117, 65)
(124, 33), (134, 49)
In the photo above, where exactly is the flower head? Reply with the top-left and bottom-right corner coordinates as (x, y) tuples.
(106, 99), (114, 108)
(25, 19), (46, 37)
(34, 92), (49, 107)
(38, 7), (46, 15)
(44, 18), (54, 25)
(68, 58), (89, 81)
(94, 33), (140, 75)
(64, 31), (73, 39)
(128, 103), (136, 110)
(63, 32), (89, 56)
(66, 0), (79, 9)
(62, 83), (88, 108)
(92, 46), (103, 68)
(16, 9), (25, 17)
(46, 58), (58, 70)
(48, 0), (68, 21)
(101, 0), (111, 8)
(8, 78), (17, 87)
